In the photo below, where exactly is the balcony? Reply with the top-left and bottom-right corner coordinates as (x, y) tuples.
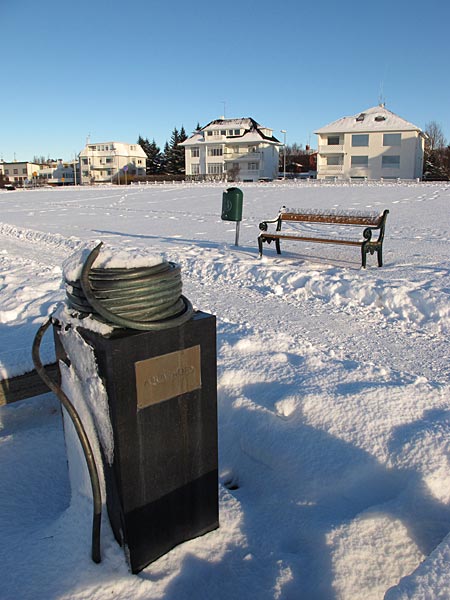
(90, 163), (115, 170)
(223, 151), (261, 161)
(318, 144), (344, 154)
(318, 165), (344, 173)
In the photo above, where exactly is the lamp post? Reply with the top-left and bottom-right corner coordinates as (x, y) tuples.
(280, 130), (287, 180)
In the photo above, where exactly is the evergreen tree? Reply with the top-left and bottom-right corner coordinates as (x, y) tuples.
(147, 140), (163, 174)
(164, 126), (187, 174)
(138, 135), (163, 174)
(160, 141), (170, 174)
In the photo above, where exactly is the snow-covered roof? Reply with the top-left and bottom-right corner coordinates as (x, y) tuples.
(79, 142), (147, 158)
(315, 105), (423, 134)
(180, 117), (281, 145)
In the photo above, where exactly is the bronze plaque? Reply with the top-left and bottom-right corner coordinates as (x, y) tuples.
(135, 345), (201, 409)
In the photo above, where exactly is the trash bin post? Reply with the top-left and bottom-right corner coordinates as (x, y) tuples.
(221, 187), (243, 246)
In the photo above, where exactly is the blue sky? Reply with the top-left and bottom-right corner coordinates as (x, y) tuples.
(1, 0), (449, 162)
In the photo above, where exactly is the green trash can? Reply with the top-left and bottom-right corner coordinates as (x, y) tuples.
(222, 187), (243, 222)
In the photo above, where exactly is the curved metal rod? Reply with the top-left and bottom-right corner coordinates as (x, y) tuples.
(32, 317), (102, 563)
(80, 242), (194, 330)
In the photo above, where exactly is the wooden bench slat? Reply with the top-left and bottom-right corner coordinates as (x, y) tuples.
(261, 234), (362, 246)
(0, 362), (59, 405)
(280, 213), (382, 226)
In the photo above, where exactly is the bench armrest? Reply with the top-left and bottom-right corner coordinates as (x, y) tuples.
(258, 214), (282, 232)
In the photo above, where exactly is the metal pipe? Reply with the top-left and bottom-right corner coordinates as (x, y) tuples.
(32, 318), (102, 563)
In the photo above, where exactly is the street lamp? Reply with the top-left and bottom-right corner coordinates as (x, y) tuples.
(280, 130), (287, 179)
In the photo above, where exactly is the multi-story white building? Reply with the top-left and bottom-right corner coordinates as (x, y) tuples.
(180, 118), (282, 182)
(315, 105), (425, 181)
(78, 141), (147, 184)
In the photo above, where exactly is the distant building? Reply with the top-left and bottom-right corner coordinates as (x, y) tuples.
(38, 160), (78, 185)
(1, 161), (41, 186)
(315, 105), (425, 180)
(180, 118), (282, 182)
(78, 141), (147, 185)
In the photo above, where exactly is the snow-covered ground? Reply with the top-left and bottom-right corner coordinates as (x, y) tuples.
(1, 181), (449, 599)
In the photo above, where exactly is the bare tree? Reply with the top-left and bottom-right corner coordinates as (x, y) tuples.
(423, 122), (450, 181)
(424, 121), (447, 151)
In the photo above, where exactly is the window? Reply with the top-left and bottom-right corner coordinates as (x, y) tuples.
(221, 130), (226, 135)
(191, 164), (200, 175)
(351, 156), (368, 167)
(383, 133), (401, 146)
(327, 136), (340, 145)
(382, 155), (400, 168)
(83, 171), (89, 177)
(208, 147), (223, 156)
(82, 158), (88, 165)
(14, 169), (18, 174)
(234, 129), (240, 135)
(213, 130), (220, 136)
(207, 163), (223, 174)
(191, 147), (199, 157)
(352, 134), (369, 147)
(106, 158), (112, 163)
(248, 162), (258, 170)
(4, 169), (9, 174)
(22, 168), (27, 174)
(207, 131), (213, 136)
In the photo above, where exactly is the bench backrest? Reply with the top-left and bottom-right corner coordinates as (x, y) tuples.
(279, 208), (388, 228)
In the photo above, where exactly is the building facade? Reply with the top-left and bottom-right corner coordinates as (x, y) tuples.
(78, 141), (147, 184)
(315, 105), (425, 181)
(180, 118), (282, 182)
(39, 160), (81, 185)
(0, 161), (41, 186)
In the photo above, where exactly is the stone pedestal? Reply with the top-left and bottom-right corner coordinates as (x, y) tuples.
(57, 311), (218, 573)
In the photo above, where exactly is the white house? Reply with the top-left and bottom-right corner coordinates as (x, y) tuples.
(315, 105), (425, 181)
(78, 141), (147, 185)
(180, 118), (282, 182)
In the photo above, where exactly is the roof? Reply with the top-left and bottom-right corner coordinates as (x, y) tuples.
(315, 105), (423, 134)
(180, 117), (281, 145)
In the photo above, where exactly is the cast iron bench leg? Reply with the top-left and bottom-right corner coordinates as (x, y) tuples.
(258, 236), (264, 257)
(377, 246), (383, 267)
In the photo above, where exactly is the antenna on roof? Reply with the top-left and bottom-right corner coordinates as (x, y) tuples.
(378, 81), (386, 107)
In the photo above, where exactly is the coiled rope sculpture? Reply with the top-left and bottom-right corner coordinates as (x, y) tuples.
(32, 242), (194, 563)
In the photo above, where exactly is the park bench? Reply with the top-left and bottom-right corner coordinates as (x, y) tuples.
(258, 207), (389, 268)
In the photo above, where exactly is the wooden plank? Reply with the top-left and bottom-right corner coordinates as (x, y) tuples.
(0, 362), (60, 406)
(281, 213), (381, 226)
(260, 234), (361, 246)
